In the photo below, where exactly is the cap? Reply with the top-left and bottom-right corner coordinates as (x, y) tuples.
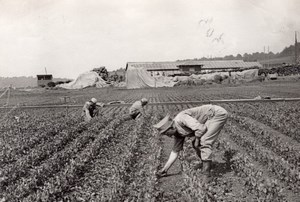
(91, 98), (97, 103)
(153, 114), (173, 134)
(141, 98), (148, 104)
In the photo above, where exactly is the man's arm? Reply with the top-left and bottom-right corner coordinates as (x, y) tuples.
(96, 102), (105, 107)
(157, 136), (184, 177)
(158, 151), (179, 175)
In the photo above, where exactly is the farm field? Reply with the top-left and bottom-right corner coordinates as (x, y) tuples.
(0, 80), (300, 201)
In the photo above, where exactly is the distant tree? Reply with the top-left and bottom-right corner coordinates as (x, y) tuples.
(224, 55), (234, 60)
(236, 54), (243, 60)
(243, 53), (250, 61)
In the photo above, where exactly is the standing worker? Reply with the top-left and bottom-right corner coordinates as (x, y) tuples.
(82, 98), (105, 122)
(153, 104), (228, 180)
(129, 98), (148, 119)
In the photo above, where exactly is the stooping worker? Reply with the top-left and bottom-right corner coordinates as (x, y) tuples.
(82, 98), (105, 122)
(153, 104), (228, 180)
(129, 98), (148, 119)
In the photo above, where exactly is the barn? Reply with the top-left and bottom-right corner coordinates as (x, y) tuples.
(125, 60), (262, 89)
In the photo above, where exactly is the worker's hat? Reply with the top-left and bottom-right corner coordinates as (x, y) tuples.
(90, 98), (97, 103)
(141, 98), (148, 104)
(153, 114), (173, 134)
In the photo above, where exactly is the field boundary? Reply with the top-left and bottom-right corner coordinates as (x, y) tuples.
(1, 97), (300, 109)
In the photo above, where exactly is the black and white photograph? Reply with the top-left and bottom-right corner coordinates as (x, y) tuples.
(0, 0), (299, 201)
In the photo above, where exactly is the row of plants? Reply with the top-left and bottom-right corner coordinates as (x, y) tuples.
(0, 114), (114, 201)
(0, 107), (126, 201)
(226, 102), (300, 142)
(229, 114), (300, 168)
(17, 112), (125, 202)
(57, 111), (162, 201)
(0, 112), (80, 166)
(218, 132), (286, 201)
(225, 119), (300, 192)
(180, 144), (220, 201)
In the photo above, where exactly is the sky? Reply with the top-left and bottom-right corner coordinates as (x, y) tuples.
(0, 0), (299, 79)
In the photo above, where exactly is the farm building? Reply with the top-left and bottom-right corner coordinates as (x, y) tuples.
(36, 74), (53, 87)
(127, 60), (262, 76)
(125, 60), (262, 89)
(178, 60), (262, 73)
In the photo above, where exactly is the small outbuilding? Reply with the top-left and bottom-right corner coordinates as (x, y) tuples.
(37, 74), (53, 87)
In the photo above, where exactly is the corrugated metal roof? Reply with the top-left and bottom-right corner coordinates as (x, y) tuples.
(127, 61), (183, 70)
(126, 60), (262, 70)
(180, 60), (262, 69)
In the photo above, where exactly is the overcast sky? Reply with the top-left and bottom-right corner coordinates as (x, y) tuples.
(0, 0), (299, 79)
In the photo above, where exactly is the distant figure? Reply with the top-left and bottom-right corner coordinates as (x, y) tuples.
(129, 98), (148, 119)
(82, 98), (105, 122)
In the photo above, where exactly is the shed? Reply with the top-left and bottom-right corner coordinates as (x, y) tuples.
(37, 74), (53, 87)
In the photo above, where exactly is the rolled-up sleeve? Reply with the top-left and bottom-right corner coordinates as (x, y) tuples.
(180, 114), (207, 137)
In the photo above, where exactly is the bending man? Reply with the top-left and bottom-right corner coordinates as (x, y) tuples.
(129, 98), (148, 119)
(153, 104), (228, 179)
(82, 98), (105, 122)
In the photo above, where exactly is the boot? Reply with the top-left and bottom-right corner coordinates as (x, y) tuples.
(201, 160), (212, 182)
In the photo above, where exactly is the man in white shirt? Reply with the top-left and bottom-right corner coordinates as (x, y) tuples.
(129, 98), (148, 119)
(82, 98), (105, 122)
(154, 104), (228, 180)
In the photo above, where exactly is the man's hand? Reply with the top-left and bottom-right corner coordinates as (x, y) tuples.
(156, 170), (168, 178)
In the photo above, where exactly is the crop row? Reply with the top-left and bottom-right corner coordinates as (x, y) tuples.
(58, 110), (162, 201)
(229, 114), (300, 168)
(226, 102), (300, 142)
(0, 115), (115, 201)
(225, 119), (300, 193)
(218, 133), (287, 201)
(0, 117), (81, 166)
(0, 108), (126, 201)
